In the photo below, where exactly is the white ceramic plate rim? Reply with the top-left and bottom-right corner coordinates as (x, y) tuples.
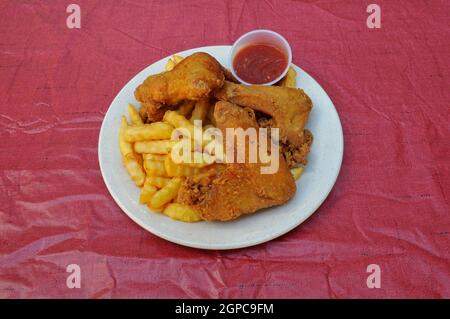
(98, 45), (343, 250)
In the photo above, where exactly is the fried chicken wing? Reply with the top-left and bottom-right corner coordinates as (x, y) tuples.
(135, 52), (225, 106)
(214, 81), (313, 147)
(177, 101), (296, 221)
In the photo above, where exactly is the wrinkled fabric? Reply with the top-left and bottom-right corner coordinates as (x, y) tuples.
(0, 0), (449, 298)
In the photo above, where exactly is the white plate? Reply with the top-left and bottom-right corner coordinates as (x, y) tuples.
(98, 45), (343, 250)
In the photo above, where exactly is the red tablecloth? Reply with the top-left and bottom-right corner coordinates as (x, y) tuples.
(0, 0), (449, 298)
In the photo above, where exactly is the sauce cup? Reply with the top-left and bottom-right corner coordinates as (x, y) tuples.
(229, 30), (292, 86)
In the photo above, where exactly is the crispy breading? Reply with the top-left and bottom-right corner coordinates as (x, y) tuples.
(258, 117), (313, 168)
(214, 81), (313, 147)
(177, 101), (296, 221)
(135, 52), (225, 106)
(221, 66), (239, 83)
(282, 129), (313, 167)
(139, 101), (165, 123)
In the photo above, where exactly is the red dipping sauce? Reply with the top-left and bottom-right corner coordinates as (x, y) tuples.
(233, 44), (288, 84)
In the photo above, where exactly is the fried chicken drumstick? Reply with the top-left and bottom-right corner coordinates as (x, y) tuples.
(135, 52), (224, 107)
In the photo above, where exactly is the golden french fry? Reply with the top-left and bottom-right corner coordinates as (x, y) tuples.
(163, 110), (195, 137)
(178, 152), (215, 168)
(164, 111), (210, 151)
(150, 177), (183, 208)
(170, 137), (196, 153)
(119, 116), (133, 156)
(190, 98), (209, 123)
(139, 183), (158, 204)
(291, 166), (304, 180)
(120, 117), (146, 186)
(177, 100), (195, 117)
(164, 156), (201, 177)
(165, 59), (175, 71)
(165, 55), (184, 71)
(143, 153), (167, 162)
(134, 140), (178, 154)
(182, 162), (213, 169)
(144, 159), (168, 177)
(125, 122), (173, 142)
(124, 152), (146, 186)
(146, 176), (171, 188)
(279, 66), (297, 88)
(163, 203), (202, 222)
(201, 125), (222, 148)
(128, 103), (144, 126)
(147, 203), (166, 213)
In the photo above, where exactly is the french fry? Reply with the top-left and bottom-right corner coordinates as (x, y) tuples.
(164, 111), (211, 151)
(202, 125), (222, 147)
(146, 176), (171, 188)
(143, 153), (167, 162)
(163, 110), (195, 137)
(170, 136), (197, 152)
(279, 66), (297, 88)
(134, 140), (178, 154)
(124, 152), (146, 186)
(143, 159), (168, 177)
(190, 98), (209, 123)
(139, 183), (158, 204)
(182, 162), (213, 169)
(150, 177), (183, 208)
(165, 60), (175, 72)
(147, 203), (167, 213)
(172, 55), (183, 64)
(163, 203), (202, 222)
(177, 100), (195, 117)
(120, 116), (145, 186)
(128, 103), (144, 126)
(179, 152), (215, 168)
(119, 116), (133, 156)
(164, 156), (200, 177)
(165, 55), (184, 71)
(290, 166), (304, 180)
(125, 122), (173, 142)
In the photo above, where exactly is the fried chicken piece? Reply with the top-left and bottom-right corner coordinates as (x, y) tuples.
(214, 81), (313, 147)
(282, 129), (313, 167)
(257, 116), (313, 168)
(215, 103), (258, 129)
(135, 52), (225, 106)
(221, 66), (239, 83)
(177, 101), (296, 221)
(138, 101), (175, 123)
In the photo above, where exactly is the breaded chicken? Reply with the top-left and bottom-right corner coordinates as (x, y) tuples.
(214, 81), (313, 147)
(258, 117), (313, 167)
(282, 129), (313, 167)
(177, 101), (296, 221)
(138, 100), (178, 123)
(135, 52), (225, 106)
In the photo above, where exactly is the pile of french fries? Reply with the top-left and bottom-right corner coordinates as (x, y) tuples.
(119, 55), (304, 223)
(120, 99), (214, 223)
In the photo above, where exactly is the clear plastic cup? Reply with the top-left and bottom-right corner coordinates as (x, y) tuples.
(229, 30), (292, 86)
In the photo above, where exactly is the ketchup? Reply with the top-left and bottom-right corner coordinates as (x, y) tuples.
(233, 44), (287, 84)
